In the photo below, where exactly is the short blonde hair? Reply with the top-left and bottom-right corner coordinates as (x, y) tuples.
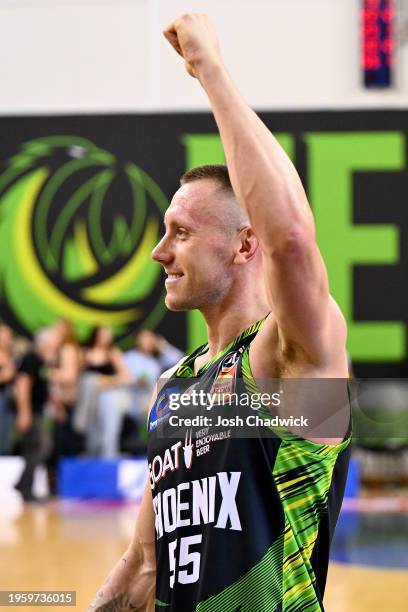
(180, 164), (249, 234)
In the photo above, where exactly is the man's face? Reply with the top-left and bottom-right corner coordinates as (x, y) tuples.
(151, 180), (236, 311)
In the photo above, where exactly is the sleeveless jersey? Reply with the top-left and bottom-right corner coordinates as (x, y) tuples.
(147, 319), (351, 612)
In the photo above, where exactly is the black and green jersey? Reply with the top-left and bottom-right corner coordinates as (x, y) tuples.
(147, 318), (351, 611)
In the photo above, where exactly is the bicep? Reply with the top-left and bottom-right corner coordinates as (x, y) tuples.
(263, 236), (330, 362)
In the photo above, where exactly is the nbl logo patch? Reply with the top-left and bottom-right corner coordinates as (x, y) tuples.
(149, 385), (179, 431)
(208, 348), (242, 401)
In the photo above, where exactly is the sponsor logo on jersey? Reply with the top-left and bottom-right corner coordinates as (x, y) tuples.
(149, 430), (194, 490)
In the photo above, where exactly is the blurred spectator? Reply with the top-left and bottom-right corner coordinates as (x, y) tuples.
(84, 326), (130, 385)
(120, 331), (162, 454)
(123, 329), (183, 421)
(118, 331), (183, 455)
(0, 324), (16, 455)
(124, 331), (162, 412)
(51, 320), (82, 417)
(136, 330), (183, 373)
(0, 323), (184, 465)
(74, 326), (131, 457)
(14, 328), (59, 502)
(47, 321), (84, 491)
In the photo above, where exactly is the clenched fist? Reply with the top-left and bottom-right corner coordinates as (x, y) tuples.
(163, 13), (223, 78)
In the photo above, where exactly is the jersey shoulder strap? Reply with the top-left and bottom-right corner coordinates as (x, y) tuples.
(176, 315), (269, 379)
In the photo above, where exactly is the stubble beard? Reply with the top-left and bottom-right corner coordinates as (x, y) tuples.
(165, 279), (228, 312)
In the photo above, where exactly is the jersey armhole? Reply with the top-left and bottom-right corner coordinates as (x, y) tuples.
(242, 346), (352, 458)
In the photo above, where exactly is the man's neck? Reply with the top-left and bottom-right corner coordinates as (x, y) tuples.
(200, 300), (269, 360)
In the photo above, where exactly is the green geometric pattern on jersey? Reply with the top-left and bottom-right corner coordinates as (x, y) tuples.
(241, 348), (350, 611)
(273, 440), (347, 611)
(195, 534), (284, 612)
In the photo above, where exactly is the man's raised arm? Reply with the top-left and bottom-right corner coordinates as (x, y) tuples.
(164, 14), (346, 366)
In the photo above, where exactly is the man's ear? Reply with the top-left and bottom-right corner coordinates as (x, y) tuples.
(234, 227), (259, 264)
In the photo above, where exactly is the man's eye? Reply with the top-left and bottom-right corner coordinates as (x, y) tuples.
(176, 228), (188, 238)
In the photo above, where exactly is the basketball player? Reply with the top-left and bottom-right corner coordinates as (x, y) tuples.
(89, 13), (350, 612)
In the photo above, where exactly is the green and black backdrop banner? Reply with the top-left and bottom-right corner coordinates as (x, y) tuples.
(0, 110), (407, 378)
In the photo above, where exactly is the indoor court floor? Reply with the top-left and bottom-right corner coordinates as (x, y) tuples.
(0, 498), (407, 611)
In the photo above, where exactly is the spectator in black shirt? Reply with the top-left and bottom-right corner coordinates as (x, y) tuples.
(14, 328), (59, 502)
(0, 324), (15, 455)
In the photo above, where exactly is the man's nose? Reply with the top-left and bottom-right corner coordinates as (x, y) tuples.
(151, 235), (171, 264)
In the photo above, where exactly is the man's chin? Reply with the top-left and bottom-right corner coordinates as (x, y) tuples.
(164, 294), (192, 312)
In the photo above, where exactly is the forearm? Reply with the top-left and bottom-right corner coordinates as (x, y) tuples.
(15, 391), (32, 417)
(16, 402), (32, 417)
(89, 545), (155, 612)
(198, 62), (314, 250)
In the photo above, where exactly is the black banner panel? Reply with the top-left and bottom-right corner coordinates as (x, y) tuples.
(0, 110), (407, 377)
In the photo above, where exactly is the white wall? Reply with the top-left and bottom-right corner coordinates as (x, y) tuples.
(0, 0), (407, 114)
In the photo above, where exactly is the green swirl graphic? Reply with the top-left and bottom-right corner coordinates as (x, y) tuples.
(0, 136), (167, 341)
